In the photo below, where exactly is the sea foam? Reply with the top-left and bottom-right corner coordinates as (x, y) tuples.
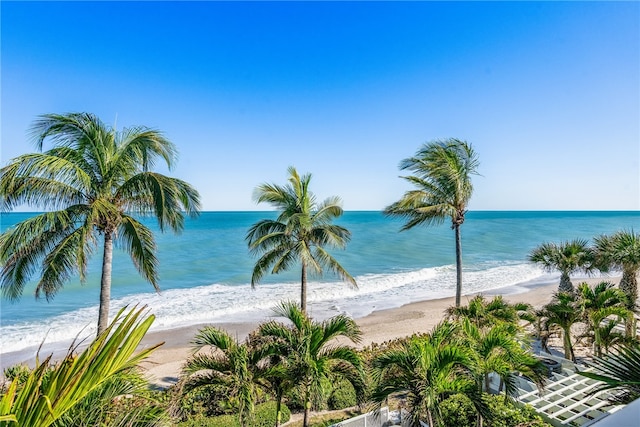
(0, 262), (547, 354)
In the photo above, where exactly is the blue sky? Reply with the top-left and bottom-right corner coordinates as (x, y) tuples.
(2, 1), (639, 211)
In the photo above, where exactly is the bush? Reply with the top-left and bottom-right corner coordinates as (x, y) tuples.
(439, 394), (552, 427)
(175, 383), (232, 419)
(438, 394), (477, 426)
(176, 401), (290, 427)
(327, 380), (357, 410)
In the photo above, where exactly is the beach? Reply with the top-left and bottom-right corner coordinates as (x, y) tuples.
(139, 277), (619, 389)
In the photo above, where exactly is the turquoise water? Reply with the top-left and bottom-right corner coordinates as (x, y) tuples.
(1, 210), (638, 353)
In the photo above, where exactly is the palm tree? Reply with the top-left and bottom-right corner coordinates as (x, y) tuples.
(541, 292), (581, 361)
(369, 321), (486, 427)
(0, 306), (161, 427)
(252, 355), (294, 427)
(257, 301), (365, 427)
(457, 318), (546, 427)
(528, 239), (595, 294)
(0, 113), (200, 334)
(579, 342), (640, 404)
(181, 326), (263, 426)
(246, 167), (356, 313)
(446, 294), (536, 328)
(576, 281), (630, 357)
(594, 230), (640, 336)
(384, 138), (479, 307)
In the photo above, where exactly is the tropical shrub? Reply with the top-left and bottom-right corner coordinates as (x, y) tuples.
(0, 307), (162, 427)
(327, 379), (357, 410)
(1, 365), (30, 385)
(176, 401), (290, 427)
(439, 394), (552, 427)
(52, 369), (167, 427)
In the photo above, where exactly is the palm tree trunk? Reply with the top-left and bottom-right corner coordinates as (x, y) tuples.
(559, 272), (574, 294)
(301, 262), (308, 314)
(426, 409), (434, 427)
(303, 385), (311, 427)
(97, 232), (114, 335)
(275, 390), (283, 427)
(563, 326), (574, 362)
(620, 269), (638, 337)
(454, 223), (463, 307)
(593, 319), (602, 357)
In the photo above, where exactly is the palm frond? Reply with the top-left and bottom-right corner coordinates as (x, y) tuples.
(118, 215), (158, 290)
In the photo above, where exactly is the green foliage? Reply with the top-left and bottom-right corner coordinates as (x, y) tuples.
(383, 138), (479, 306)
(0, 307), (162, 427)
(2, 365), (30, 384)
(258, 301), (365, 427)
(528, 239), (595, 293)
(0, 112), (200, 334)
(52, 369), (167, 427)
(176, 401), (290, 427)
(174, 383), (232, 419)
(181, 326), (263, 425)
(439, 394), (552, 427)
(369, 321), (486, 427)
(579, 342), (640, 404)
(438, 394), (477, 426)
(246, 166), (355, 313)
(327, 380), (357, 410)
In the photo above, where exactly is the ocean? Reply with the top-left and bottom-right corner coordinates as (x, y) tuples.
(1, 211), (638, 358)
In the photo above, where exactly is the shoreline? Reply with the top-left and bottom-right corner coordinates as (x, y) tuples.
(1, 276), (621, 388)
(138, 276), (619, 388)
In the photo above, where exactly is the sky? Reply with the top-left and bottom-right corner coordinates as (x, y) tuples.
(1, 1), (639, 211)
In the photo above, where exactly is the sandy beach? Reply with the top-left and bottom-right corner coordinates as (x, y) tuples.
(138, 276), (621, 389)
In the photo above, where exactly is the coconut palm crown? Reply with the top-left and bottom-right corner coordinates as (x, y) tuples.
(246, 166), (356, 313)
(384, 138), (479, 307)
(0, 113), (200, 334)
(528, 239), (595, 294)
(594, 230), (640, 311)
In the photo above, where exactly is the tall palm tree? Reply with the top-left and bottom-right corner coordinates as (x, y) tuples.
(182, 327), (262, 426)
(257, 301), (365, 427)
(576, 281), (630, 357)
(0, 113), (200, 334)
(594, 230), (640, 336)
(369, 321), (486, 427)
(528, 239), (595, 294)
(541, 292), (581, 361)
(246, 167), (356, 313)
(384, 138), (479, 307)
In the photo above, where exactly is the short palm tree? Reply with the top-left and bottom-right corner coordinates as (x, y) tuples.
(0, 306), (161, 427)
(369, 321), (486, 427)
(0, 113), (200, 334)
(579, 342), (640, 404)
(251, 354), (294, 427)
(528, 239), (595, 294)
(577, 281), (630, 357)
(246, 167), (356, 313)
(594, 230), (640, 336)
(457, 318), (546, 426)
(384, 138), (479, 307)
(541, 292), (581, 361)
(257, 301), (365, 427)
(446, 294), (535, 328)
(182, 326), (262, 426)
